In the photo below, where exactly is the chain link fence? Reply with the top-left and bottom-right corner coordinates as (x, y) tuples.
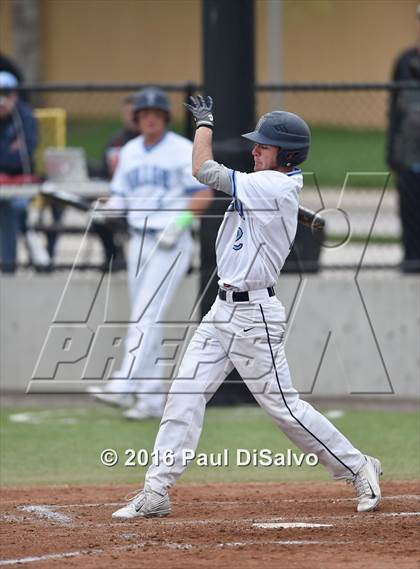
(2, 81), (419, 271)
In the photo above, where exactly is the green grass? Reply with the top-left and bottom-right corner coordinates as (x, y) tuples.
(67, 120), (389, 188)
(67, 119), (121, 164)
(1, 406), (418, 487)
(303, 126), (389, 189)
(67, 118), (186, 167)
(327, 234), (400, 245)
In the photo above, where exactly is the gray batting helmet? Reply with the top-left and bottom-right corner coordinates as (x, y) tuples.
(133, 87), (170, 116)
(242, 111), (310, 167)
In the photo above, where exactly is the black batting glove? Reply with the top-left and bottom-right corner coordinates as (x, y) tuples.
(185, 95), (214, 129)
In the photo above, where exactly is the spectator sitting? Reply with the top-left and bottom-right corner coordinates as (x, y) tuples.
(101, 94), (138, 179)
(0, 71), (38, 273)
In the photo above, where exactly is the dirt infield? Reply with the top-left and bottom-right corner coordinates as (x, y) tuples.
(1, 481), (419, 568)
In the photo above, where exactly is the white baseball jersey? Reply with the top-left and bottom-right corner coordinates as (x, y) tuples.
(111, 131), (206, 230)
(216, 168), (303, 290)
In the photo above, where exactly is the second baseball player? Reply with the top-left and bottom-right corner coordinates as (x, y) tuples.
(88, 87), (212, 420)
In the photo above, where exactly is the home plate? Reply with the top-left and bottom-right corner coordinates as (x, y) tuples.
(253, 522), (333, 529)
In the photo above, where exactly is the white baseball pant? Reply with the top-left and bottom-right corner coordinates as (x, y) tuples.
(106, 230), (193, 415)
(145, 290), (365, 491)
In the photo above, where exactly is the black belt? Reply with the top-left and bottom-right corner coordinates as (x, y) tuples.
(218, 287), (275, 302)
(130, 227), (159, 237)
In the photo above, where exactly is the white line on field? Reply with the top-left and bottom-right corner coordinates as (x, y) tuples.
(18, 505), (72, 524)
(0, 539), (351, 565)
(45, 502), (122, 508)
(165, 539), (351, 548)
(197, 495), (420, 505)
(0, 550), (95, 567)
(249, 512), (420, 522)
(9, 498), (419, 533)
(254, 494), (420, 504)
(381, 512), (420, 517)
(218, 540), (348, 546)
(38, 494), (420, 510)
(155, 512), (420, 526)
(8, 411), (80, 425)
(253, 522), (333, 529)
(11, 505), (419, 532)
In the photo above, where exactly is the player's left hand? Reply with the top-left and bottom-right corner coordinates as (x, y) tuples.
(157, 220), (184, 250)
(184, 95), (214, 129)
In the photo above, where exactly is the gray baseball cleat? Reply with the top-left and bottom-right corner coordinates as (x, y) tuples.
(348, 455), (382, 512)
(112, 488), (171, 519)
(86, 386), (133, 409)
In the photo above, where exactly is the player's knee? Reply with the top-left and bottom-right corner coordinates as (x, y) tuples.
(163, 391), (205, 421)
(261, 392), (301, 424)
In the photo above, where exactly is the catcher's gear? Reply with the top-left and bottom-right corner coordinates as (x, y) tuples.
(184, 95), (214, 129)
(242, 111), (311, 167)
(133, 87), (170, 117)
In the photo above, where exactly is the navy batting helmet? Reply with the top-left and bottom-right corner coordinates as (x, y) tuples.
(242, 111), (310, 167)
(132, 87), (170, 116)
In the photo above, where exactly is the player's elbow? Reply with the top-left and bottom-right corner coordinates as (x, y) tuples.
(195, 160), (232, 195)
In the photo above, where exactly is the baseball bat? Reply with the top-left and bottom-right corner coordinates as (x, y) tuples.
(40, 187), (128, 233)
(40, 186), (92, 211)
(298, 206), (325, 230)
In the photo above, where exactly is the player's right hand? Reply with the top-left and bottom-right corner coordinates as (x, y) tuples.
(157, 220), (184, 250)
(184, 95), (214, 129)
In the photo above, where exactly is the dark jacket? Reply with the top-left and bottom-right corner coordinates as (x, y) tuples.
(386, 47), (420, 171)
(0, 100), (38, 175)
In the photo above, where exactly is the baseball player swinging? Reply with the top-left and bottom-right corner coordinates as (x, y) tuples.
(112, 96), (382, 518)
(88, 87), (212, 420)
